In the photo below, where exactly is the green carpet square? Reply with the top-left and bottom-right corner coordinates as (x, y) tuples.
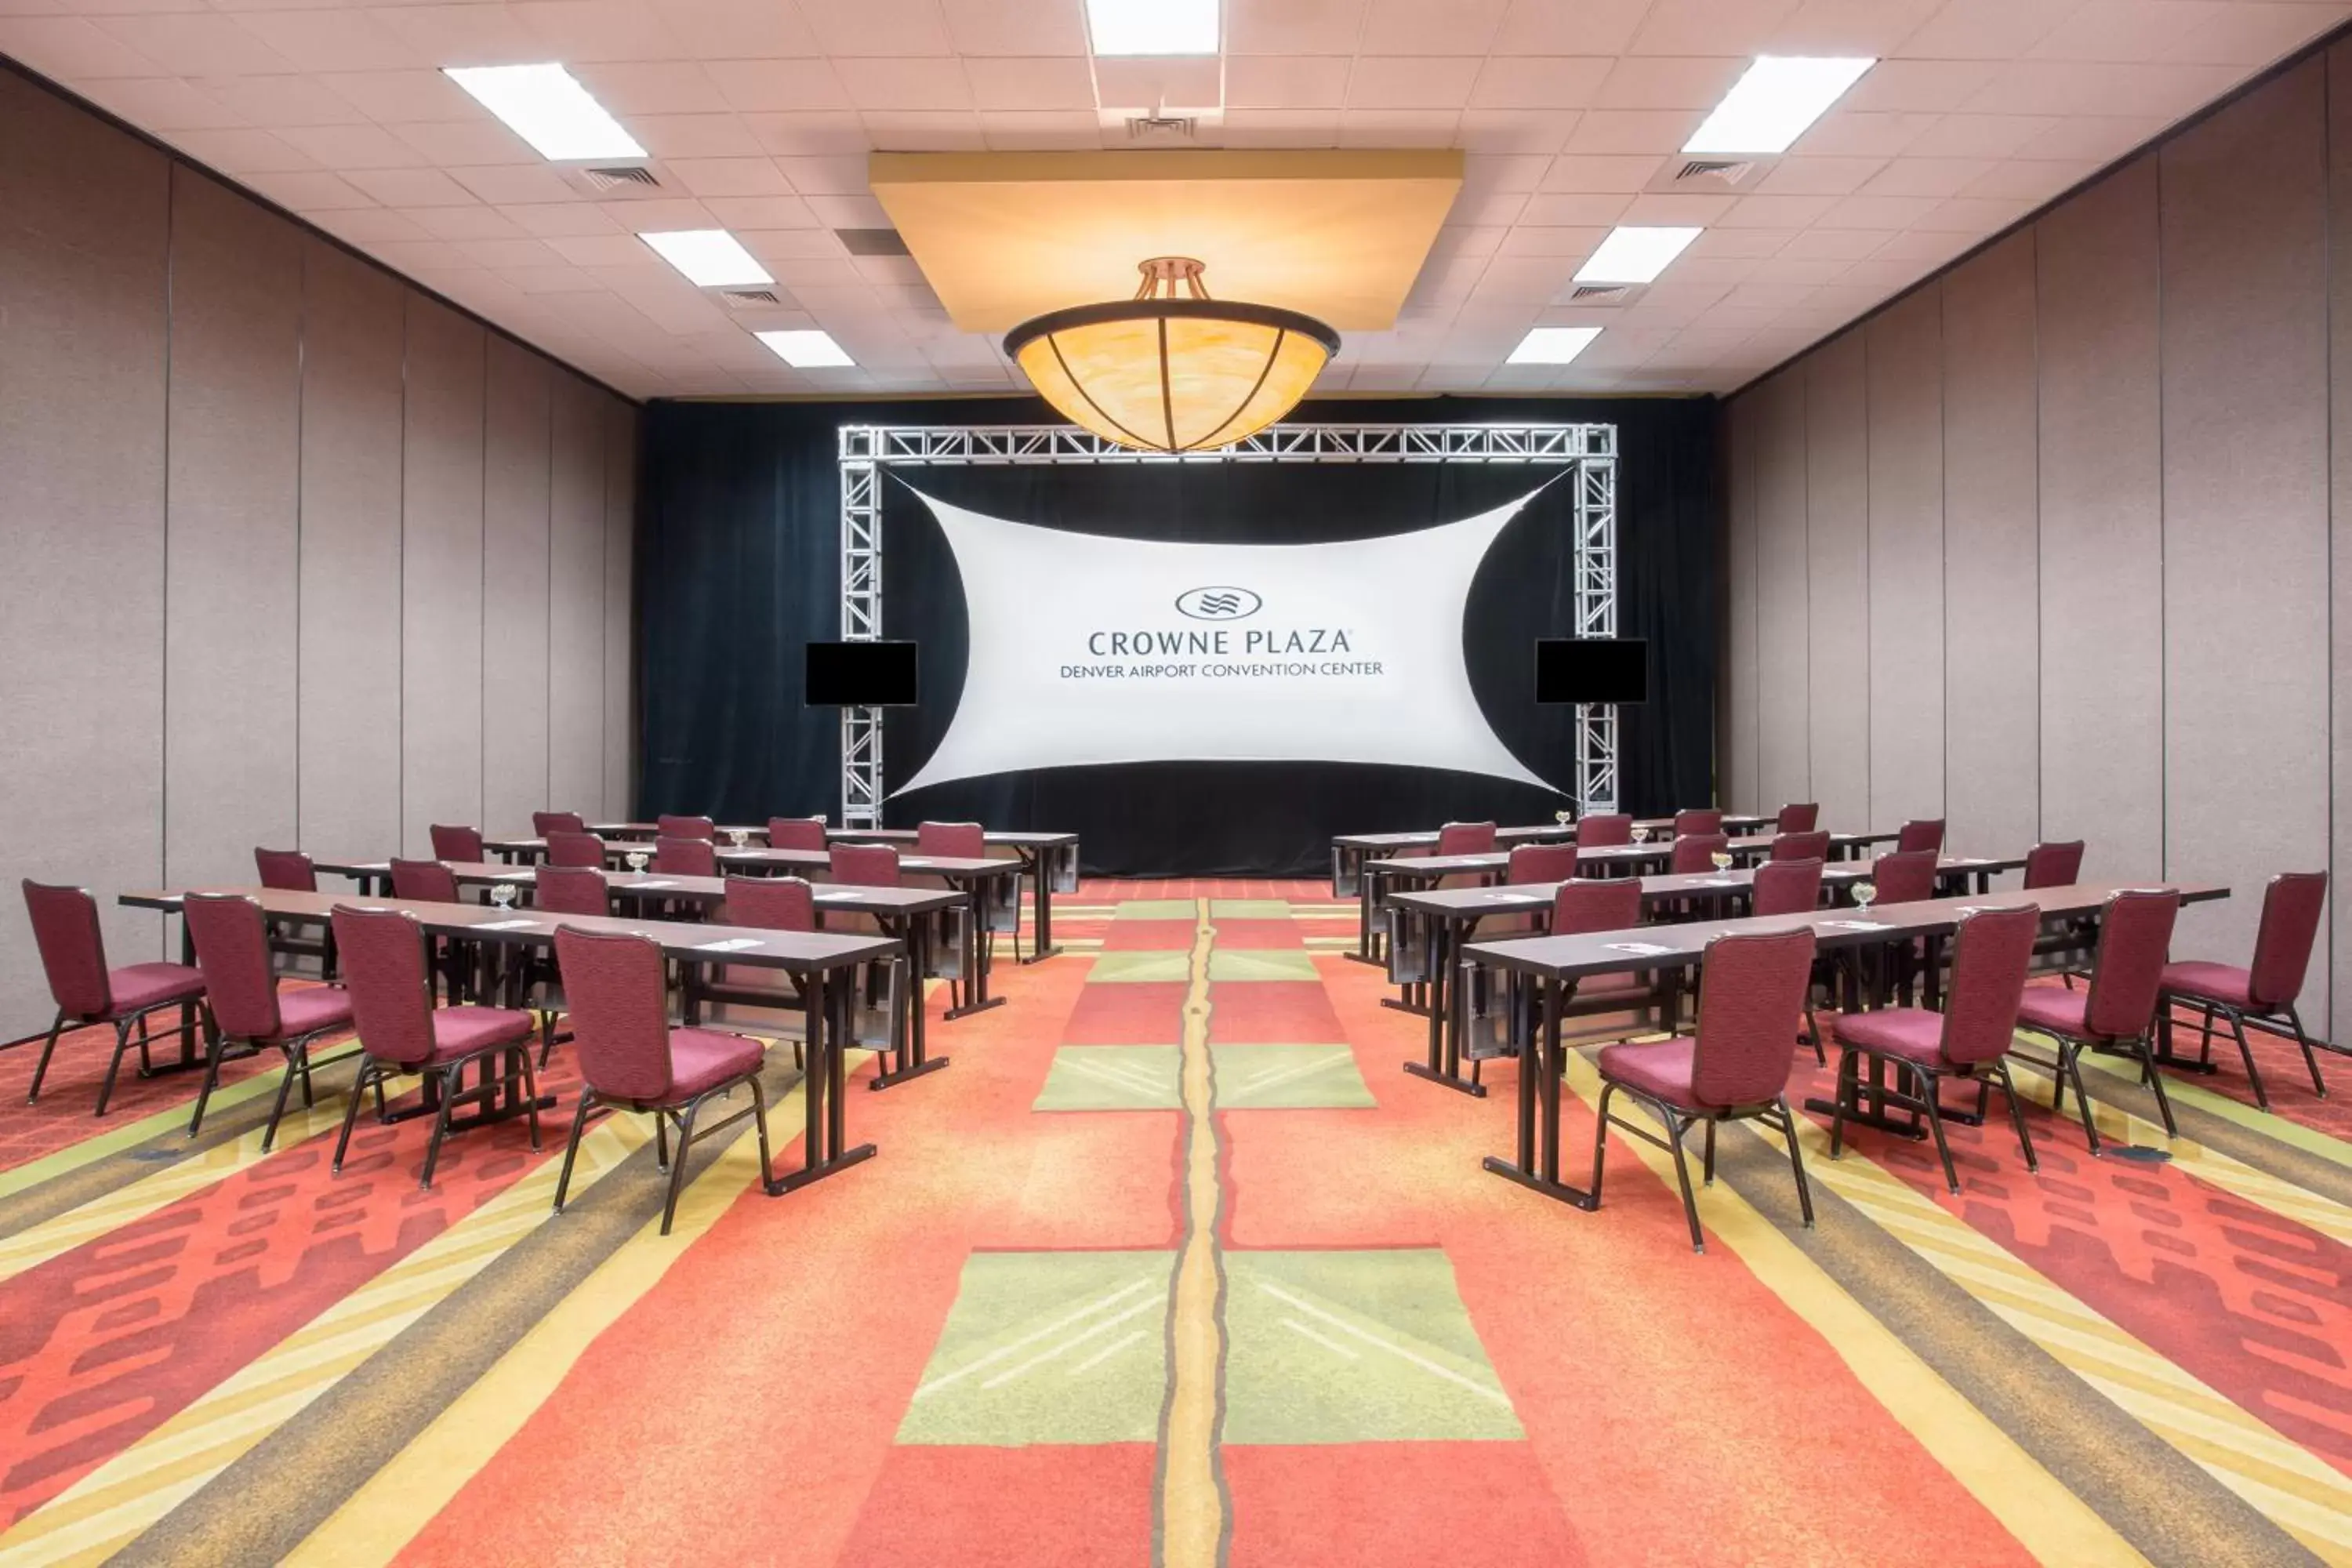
(1207, 949), (1319, 982)
(1212, 1044), (1374, 1109)
(1208, 898), (1292, 919)
(1034, 1046), (1182, 1111)
(1113, 898), (1198, 920)
(896, 1251), (1172, 1446)
(1223, 1250), (1522, 1444)
(1088, 950), (1192, 983)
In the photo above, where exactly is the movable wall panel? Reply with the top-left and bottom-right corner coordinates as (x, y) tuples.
(2036, 162), (2164, 884)
(0, 70), (169, 1026)
(1804, 334), (1870, 832)
(1753, 371), (1810, 811)
(1723, 396), (1760, 812)
(1863, 289), (1944, 833)
(548, 378), (610, 817)
(2160, 60), (2331, 994)
(400, 297), (488, 856)
(604, 401), (637, 818)
(163, 169), (302, 892)
(483, 339), (555, 837)
(1938, 233), (2041, 859)
(2332, 41), (2352, 1054)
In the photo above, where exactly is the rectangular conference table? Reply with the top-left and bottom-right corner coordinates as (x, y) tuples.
(118, 885), (898, 1195)
(1459, 880), (2230, 1210)
(1330, 813), (1775, 897)
(826, 828), (1083, 964)
(1385, 853), (2033, 1095)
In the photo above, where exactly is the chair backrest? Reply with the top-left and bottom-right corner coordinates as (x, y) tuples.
(724, 875), (816, 931)
(916, 820), (986, 859)
(1505, 844), (1578, 885)
(429, 824), (485, 862)
(534, 865), (611, 918)
(831, 843), (901, 887)
(329, 905), (441, 1066)
(1673, 808), (1723, 837)
(2085, 888), (2181, 1039)
(656, 813), (715, 840)
(2249, 870), (2328, 1007)
(533, 811), (586, 837)
(767, 816), (829, 852)
(1896, 818), (1946, 854)
(183, 892), (283, 1040)
(23, 880), (111, 1018)
(1690, 927), (1817, 1106)
(554, 927), (677, 1102)
(1434, 821), (1497, 857)
(546, 831), (608, 869)
(2022, 840), (2085, 890)
(1751, 858), (1823, 917)
(390, 858), (459, 903)
(1669, 832), (1730, 875)
(1866, 849), (1940, 907)
(1776, 803), (1819, 833)
(652, 836), (717, 877)
(1770, 830), (1831, 862)
(1574, 813), (1632, 849)
(1937, 905), (2039, 1065)
(1551, 876), (1642, 935)
(254, 848), (317, 892)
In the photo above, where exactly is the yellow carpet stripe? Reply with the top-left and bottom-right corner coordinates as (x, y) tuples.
(2076, 1050), (2352, 1170)
(0, 1070), (289, 1203)
(0, 1116), (654, 1568)
(1748, 1107), (2352, 1563)
(1551, 1051), (2147, 1568)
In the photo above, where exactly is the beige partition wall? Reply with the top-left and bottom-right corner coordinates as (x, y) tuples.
(0, 71), (638, 1042)
(1722, 46), (2352, 1038)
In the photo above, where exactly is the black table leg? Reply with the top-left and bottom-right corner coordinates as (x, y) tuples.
(1484, 973), (1598, 1207)
(943, 877), (1007, 1020)
(1348, 860), (1388, 966)
(770, 968), (878, 1194)
(873, 916), (947, 1089)
(1020, 848), (1062, 964)
(1403, 914), (1483, 1098)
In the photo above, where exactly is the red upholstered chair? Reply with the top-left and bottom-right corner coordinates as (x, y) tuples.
(1674, 808), (1724, 837)
(534, 866), (610, 918)
(700, 877), (822, 1067)
(1866, 849), (1940, 908)
(1770, 829), (1831, 862)
(1507, 844), (1578, 885)
(546, 831), (608, 869)
(1828, 904), (2041, 1192)
(831, 843), (902, 887)
(2023, 840), (2086, 889)
(429, 824), (485, 863)
(1669, 833), (1730, 875)
(1574, 813), (1633, 849)
(328, 904), (540, 1187)
(552, 926), (776, 1235)
(533, 811), (586, 837)
(180, 892), (356, 1147)
(1548, 878), (1656, 1033)
(916, 821), (985, 859)
(2013, 888), (2180, 1153)
(21, 880), (208, 1114)
(1751, 858), (1823, 918)
(1896, 818), (1946, 855)
(1776, 803), (1819, 833)
(256, 848), (318, 891)
(656, 814), (715, 841)
(2158, 870), (2328, 1110)
(1434, 821), (1498, 857)
(390, 858), (459, 903)
(652, 836), (717, 877)
(767, 816), (829, 852)
(1590, 927), (1818, 1252)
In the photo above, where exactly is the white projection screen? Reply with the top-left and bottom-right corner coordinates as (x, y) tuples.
(897, 486), (1552, 794)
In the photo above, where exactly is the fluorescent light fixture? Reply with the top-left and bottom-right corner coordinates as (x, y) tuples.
(1576, 226), (1702, 285)
(442, 64), (643, 162)
(1682, 56), (1874, 155)
(757, 329), (855, 368)
(1085, 0), (1218, 56)
(640, 230), (771, 289)
(1507, 327), (1602, 366)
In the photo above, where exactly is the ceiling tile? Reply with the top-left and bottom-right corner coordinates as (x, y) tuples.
(2165, 3), (2342, 67)
(964, 55), (1095, 111)
(797, 0), (954, 55)
(92, 12), (293, 73)
(1813, 192), (1941, 227)
(1519, 191), (1633, 225)
(1360, 0), (1508, 54)
(1960, 59), (2238, 116)
(1629, 0), (1802, 56)
(1226, 0), (1371, 55)
(1620, 189), (1737, 223)
(1467, 55), (1613, 109)
(1563, 108), (1694, 153)
(503, 202), (623, 236)
(938, 0), (1088, 55)
(1346, 56), (1483, 109)
(1766, 0), (1944, 53)
(445, 162), (578, 202)
(742, 111), (869, 154)
(1777, 226), (1887, 260)
(276, 122), (434, 169)
(569, 61), (728, 114)
(1454, 107), (1584, 152)
(408, 203), (532, 238)
(1895, 0), (2092, 60)
(978, 110), (1105, 148)
(1493, 0), (1654, 55)
(390, 118), (541, 165)
(195, 71), (372, 127)
(702, 194), (822, 227)
(2025, 0), (2224, 63)
(342, 165), (480, 205)
(1092, 56), (1221, 107)
(78, 75), (245, 129)
(243, 168), (379, 209)
(858, 110), (987, 147)
(1595, 54), (1747, 108)
(1840, 59), (2001, 112)
(833, 56), (973, 112)
(1901, 112), (2059, 158)
(703, 57), (851, 113)
(1541, 152), (1667, 191)
(1789, 110), (1941, 158)
(510, 0), (689, 61)
(233, 9), (434, 71)
(1958, 157), (2097, 198)
(1854, 155), (1991, 197)
(629, 112), (768, 158)
(1227, 53), (1355, 110)
(319, 69), (479, 123)
(370, 5), (546, 67)
(663, 154), (793, 195)
(655, 0), (820, 58)
(0, 16), (160, 77)
(168, 125), (318, 172)
(2006, 112), (2169, 160)
(1755, 154), (1886, 194)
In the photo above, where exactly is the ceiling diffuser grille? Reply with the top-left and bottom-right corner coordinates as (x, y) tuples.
(581, 165), (659, 190)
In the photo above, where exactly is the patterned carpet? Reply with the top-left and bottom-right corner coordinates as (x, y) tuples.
(0, 879), (2346, 1566)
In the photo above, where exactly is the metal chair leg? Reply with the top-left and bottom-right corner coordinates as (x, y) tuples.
(262, 1041), (304, 1152)
(748, 1074), (776, 1189)
(2222, 1010), (2270, 1111)
(1701, 1117), (1718, 1188)
(332, 1059), (375, 1172)
(659, 1102), (702, 1235)
(654, 1111), (670, 1173)
(1994, 1060), (2038, 1172)
(1915, 1064), (1959, 1195)
(419, 1065), (458, 1190)
(1588, 1080), (1617, 1207)
(2132, 1031), (2179, 1136)
(2063, 1044), (2102, 1154)
(1654, 1099), (1704, 1254)
(97, 1020), (137, 1118)
(186, 1024), (230, 1137)
(28, 1011), (67, 1105)
(552, 1091), (594, 1214)
(516, 1047), (543, 1152)
(1829, 1047), (1857, 1160)
(2288, 1007), (2326, 1098)
(1778, 1096), (1815, 1228)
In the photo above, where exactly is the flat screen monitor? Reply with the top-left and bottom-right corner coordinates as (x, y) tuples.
(1534, 637), (1647, 705)
(805, 641), (919, 707)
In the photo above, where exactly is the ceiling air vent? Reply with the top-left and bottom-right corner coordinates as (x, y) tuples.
(580, 165), (660, 191)
(1570, 284), (1632, 304)
(1127, 114), (1196, 142)
(720, 289), (782, 308)
(836, 227), (910, 256)
(1673, 158), (1755, 186)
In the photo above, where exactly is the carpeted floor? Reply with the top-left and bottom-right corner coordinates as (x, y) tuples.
(0, 879), (2346, 1566)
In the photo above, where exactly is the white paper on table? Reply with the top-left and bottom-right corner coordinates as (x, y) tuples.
(630, 880), (677, 889)
(696, 937), (764, 953)
(474, 917), (540, 931)
(1821, 919), (1889, 931)
(1606, 941), (1676, 956)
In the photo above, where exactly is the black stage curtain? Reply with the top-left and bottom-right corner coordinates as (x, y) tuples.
(638, 394), (1719, 877)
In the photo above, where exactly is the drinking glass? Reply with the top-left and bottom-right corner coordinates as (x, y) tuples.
(1631, 825), (1651, 846)
(1710, 851), (1733, 873)
(626, 850), (650, 874)
(727, 829), (749, 848)
(490, 882), (517, 911)
(1554, 809), (1573, 826)
(1853, 880), (1877, 916)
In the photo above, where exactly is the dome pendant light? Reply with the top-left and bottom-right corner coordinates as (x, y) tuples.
(1004, 257), (1340, 454)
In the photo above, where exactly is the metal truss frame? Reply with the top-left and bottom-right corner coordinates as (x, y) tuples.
(836, 421), (1620, 827)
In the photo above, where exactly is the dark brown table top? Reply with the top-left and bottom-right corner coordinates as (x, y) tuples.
(1331, 825), (1572, 851)
(716, 846), (1020, 879)
(1385, 854), (2029, 919)
(118, 886), (897, 973)
(827, 828), (1080, 848)
(441, 862), (965, 916)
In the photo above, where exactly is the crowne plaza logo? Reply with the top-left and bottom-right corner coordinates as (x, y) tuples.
(1174, 586), (1262, 620)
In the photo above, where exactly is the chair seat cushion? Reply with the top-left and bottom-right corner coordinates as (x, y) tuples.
(1561, 973), (1653, 1014)
(2014, 985), (2091, 1040)
(1830, 1007), (1946, 1066)
(665, 1027), (767, 1101)
(272, 985), (355, 1040)
(1596, 1037), (1700, 1109)
(2159, 960), (2254, 1009)
(103, 961), (206, 1018)
(427, 1005), (535, 1061)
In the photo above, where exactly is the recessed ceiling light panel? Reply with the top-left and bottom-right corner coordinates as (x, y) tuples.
(1507, 326), (1602, 366)
(757, 329), (856, 368)
(442, 64), (644, 162)
(1682, 56), (1874, 155)
(1085, 0), (1218, 56)
(1575, 226), (1702, 285)
(640, 229), (772, 288)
